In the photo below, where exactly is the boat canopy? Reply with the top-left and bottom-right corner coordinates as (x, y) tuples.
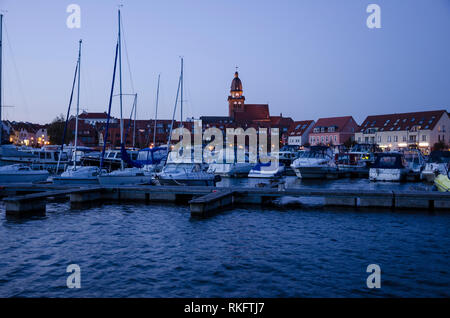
(121, 145), (167, 168)
(372, 153), (406, 169)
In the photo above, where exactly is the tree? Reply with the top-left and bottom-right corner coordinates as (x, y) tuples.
(432, 140), (448, 152)
(47, 114), (74, 146)
(343, 138), (357, 149)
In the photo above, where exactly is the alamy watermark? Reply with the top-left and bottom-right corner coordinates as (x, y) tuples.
(66, 264), (81, 288)
(366, 4), (381, 29)
(167, 120), (280, 172)
(66, 4), (81, 29)
(366, 264), (381, 289)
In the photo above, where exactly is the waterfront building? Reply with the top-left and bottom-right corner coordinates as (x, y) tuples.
(309, 116), (359, 147)
(287, 120), (315, 146)
(354, 110), (450, 152)
(6, 121), (49, 147)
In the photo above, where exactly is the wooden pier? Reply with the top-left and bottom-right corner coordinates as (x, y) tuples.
(0, 184), (449, 217)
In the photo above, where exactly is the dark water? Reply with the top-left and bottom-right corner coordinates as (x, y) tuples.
(0, 178), (449, 297)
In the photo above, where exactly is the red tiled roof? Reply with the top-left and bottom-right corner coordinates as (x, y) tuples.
(312, 116), (355, 133)
(270, 116), (294, 126)
(288, 120), (314, 136)
(79, 112), (109, 119)
(358, 110), (447, 133)
(234, 104), (270, 122)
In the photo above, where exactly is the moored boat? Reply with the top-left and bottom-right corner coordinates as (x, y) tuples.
(421, 151), (450, 182)
(291, 146), (337, 179)
(156, 163), (219, 186)
(53, 166), (102, 185)
(0, 164), (49, 184)
(207, 149), (253, 178)
(434, 173), (450, 192)
(248, 161), (285, 178)
(97, 167), (153, 185)
(369, 152), (408, 182)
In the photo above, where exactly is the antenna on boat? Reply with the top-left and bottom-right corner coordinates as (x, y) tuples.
(153, 74), (160, 146)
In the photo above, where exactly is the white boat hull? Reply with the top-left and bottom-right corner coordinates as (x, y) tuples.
(248, 166), (285, 178)
(369, 168), (407, 182)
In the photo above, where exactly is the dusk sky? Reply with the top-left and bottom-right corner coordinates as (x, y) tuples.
(0, 0), (449, 125)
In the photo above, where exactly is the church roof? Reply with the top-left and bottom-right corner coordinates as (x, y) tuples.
(234, 104), (270, 122)
(231, 72), (243, 92)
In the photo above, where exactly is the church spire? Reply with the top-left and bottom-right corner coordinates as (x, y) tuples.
(228, 69), (245, 117)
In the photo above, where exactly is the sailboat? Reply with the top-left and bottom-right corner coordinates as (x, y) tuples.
(97, 8), (153, 186)
(0, 14), (49, 184)
(155, 58), (219, 186)
(53, 40), (103, 185)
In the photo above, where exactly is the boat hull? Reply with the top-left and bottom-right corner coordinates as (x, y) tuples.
(0, 173), (49, 184)
(293, 166), (338, 179)
(97, 175), (151, 185)
(434, 174), (450, 192)
(53, 177), (99, 185)
(157, 177), (216, 186)
(369, 168), (407, 182)
(208, 163), (253, 178)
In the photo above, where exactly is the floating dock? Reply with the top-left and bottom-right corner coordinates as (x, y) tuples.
(1, 183), (449, 217)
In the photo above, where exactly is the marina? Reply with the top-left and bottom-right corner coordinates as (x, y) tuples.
(0, 1), (449, 302)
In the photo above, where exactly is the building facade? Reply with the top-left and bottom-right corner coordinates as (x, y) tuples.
(287, 120), (315, 146)
(354, 110), (450, 152)
(309, 116), (358, 146)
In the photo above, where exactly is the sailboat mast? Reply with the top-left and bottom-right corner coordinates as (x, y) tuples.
(118, 9), (124, 170)
(132, 93), (137, 149)
(73, 39), (82, 170)
(0, 14), (3, 145)
(153, 74), (160, 146)
(180, 57), (183, 128)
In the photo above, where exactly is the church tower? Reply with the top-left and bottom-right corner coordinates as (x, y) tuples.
(228, 71), (245, 118)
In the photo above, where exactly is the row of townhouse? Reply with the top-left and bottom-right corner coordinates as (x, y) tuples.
(354, 110), (449, 152)
(287, 110), (450, 152)
(4, 121), (49, 147)
(287, 116), (359, 148)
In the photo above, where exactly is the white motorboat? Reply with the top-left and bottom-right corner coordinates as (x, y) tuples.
(369, 152), (408, 182)
(291, 146), (337, 179)
(156, 163), (219, 186)
(248, 161), (285, 178)
(421, 151), (450, 182)
(53, 166), (103, 185)
(0, 164), (49, 184)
